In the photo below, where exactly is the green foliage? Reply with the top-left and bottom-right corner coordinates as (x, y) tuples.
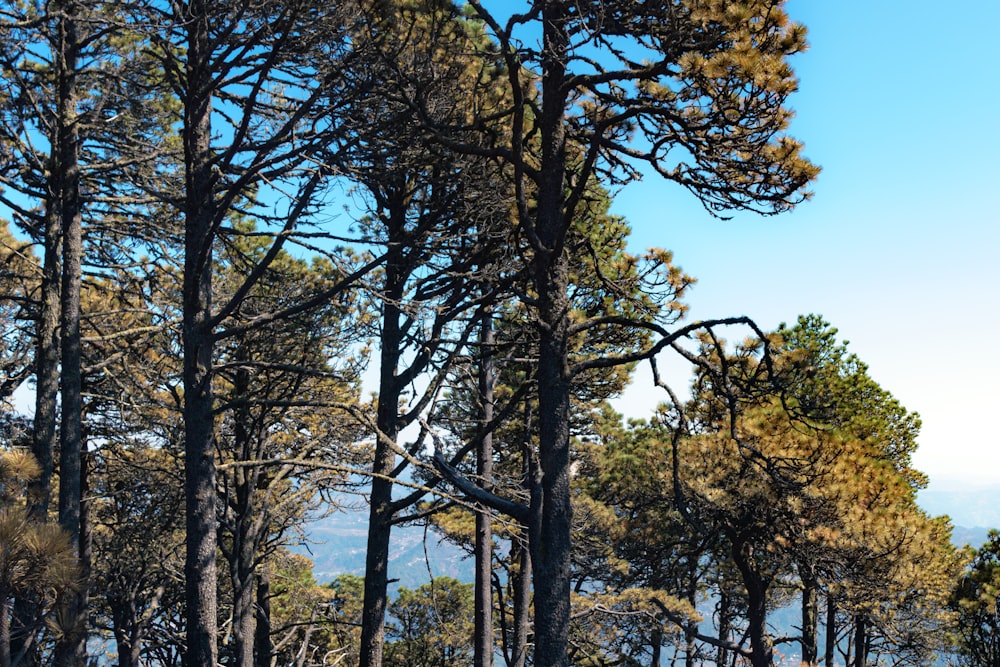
(951, 532), (1000, 667)
(384, 576), (475, 667)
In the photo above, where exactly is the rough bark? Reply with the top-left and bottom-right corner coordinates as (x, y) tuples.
(181, 0), (219, 664)
(527, 7), (573, 666)
(53, 1), (87, 662)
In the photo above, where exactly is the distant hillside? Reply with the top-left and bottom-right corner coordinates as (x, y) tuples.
(919, 482), (1000, 548)
(296, 482), (1000, 587)
(300, 508), (472, 589)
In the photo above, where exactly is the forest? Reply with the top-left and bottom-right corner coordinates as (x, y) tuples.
(0, 1), (995, 667)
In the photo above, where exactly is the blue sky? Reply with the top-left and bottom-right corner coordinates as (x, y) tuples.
(610, 0), (1000, 489)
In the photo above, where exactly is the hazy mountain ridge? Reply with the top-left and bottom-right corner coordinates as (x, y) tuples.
(299, 484), (1000, 588)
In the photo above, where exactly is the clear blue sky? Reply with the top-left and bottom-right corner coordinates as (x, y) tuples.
(610, 0), (1000, 489)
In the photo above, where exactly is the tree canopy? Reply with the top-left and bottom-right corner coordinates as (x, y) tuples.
(0, 3), (969, 667)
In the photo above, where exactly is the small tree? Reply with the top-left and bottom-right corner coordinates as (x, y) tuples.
(952, 533), (1000, 667)
(0, 449), (77, 667)
(385, 577), (475, 667)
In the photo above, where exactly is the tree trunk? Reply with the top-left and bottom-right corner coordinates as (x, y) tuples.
(852, 615), (867, 667)
(510, 535), (532, 667)
(474, 311), (495, 667)
(685, 581), (697, 667)
(650, 625), (662, 667)
(254, 562), (272, 667)
(230, 362), (257, 667)
(182, 0), (219, 664)
(824, 593), (836, 667)
(53, 1), (86, 662)
(529, 7), (573, 666)
(358, 233), (406, 667)
(800, 570), (819, 666)
(732, 540), (773, 667)
(231, 564), (255, 667)
(717, 588), (732, 667)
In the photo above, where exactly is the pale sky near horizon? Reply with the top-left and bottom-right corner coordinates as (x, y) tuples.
(610, 0), (1000, 491)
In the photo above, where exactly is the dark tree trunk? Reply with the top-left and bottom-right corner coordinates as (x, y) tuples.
(824, 593), (836, 667)
(182, 0), (219, 664)
(254, 562), (272, 667)
(852, 615), (867, 667)
(650, 625), (662, 667)
(230, 362), (257, 667)
(474, 312), (495, 667)
(27, 206), (59, 521)
(732, 540), (773, 667)
(510, 535), (532, 667)
(801, 570), (819, 665)
(53, 1), (86, 662)
(528, 6), (573, 666)
(359, 233), (406, 667)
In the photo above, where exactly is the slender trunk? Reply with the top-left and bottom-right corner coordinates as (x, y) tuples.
(685, 581), (697, 667)
(510, 536), (532, 667)
(717, 589), (731, 667)
(852, 615), (866, 667)
(54, 1), (86, 662)
(182, 0), (219, 664)
(359, 234), (406, 667)
(254, 562), (272, 667)
(529, 7), (572, 666)
(474, 311), (495, 667)
(230, 362), (256, 667)
(800, 570), (818, 666)
(824, 594), (836, 667)
(27, 208), (59, 521)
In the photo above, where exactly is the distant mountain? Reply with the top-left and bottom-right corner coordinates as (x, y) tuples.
(300, 508), (472, 589)
(919, 482), (1000, 546)
(295, 482), (1000, 587)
